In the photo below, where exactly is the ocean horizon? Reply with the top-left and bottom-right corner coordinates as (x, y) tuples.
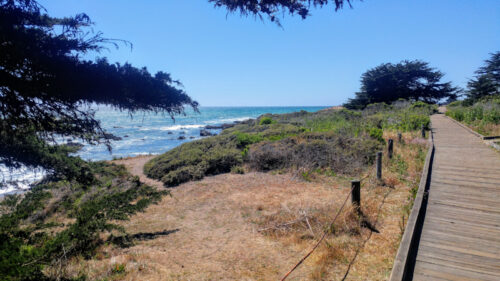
(1, 106), (328, 194)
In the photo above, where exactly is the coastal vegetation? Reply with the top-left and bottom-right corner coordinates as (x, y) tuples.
(59, 112), (430, 281)
(0, 161), (167, 280)
(145, 101), (436, 187)
(0, 0), (495, 280)
(445, 52), (500, 136)
(446, 97), (500, 136)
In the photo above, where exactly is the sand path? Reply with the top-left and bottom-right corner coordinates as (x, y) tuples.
(113, 155), (163, 188)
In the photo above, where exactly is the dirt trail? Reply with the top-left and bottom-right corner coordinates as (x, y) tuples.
(113, 155), (163, 188)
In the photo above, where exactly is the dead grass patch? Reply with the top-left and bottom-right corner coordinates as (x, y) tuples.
(62, 132), (426, 280)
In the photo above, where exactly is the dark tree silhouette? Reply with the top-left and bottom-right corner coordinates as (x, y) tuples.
(0, 0), (197, 178)
(344, 60), (459, 109)
(466, 51), (500, 101)
(209, 0), (355, 24)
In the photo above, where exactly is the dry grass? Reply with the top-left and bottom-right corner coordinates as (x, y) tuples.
(471, 123), (500, 136)
(62, 132), (427, 281)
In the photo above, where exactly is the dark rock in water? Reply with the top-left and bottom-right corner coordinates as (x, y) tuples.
(205, 123), (237, 130)
(222, 123), (235, 129)
(103, 133), (122, 141)
(189, 136), (195, 139)
(178, 136), (186, 140)
(113, 126), (123, 129)
(124, 135), (129, 138)
(167, 131), (173, 135)
(66, 142), (83, 148)
(180, 131), (186, 134)
(200, 129), (215, 137)
(205, 125), (220, 129)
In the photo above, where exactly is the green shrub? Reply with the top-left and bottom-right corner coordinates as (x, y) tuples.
(230, 166), (245, 174)
(447, 100), (462, 107)
(234, 132), (263, 148)
(112, 263), (126, 274)
(259, 116), (276, 125)
(368, 127), (384, 143)
(145, 135), (243, 187)
(446, 96), (500, 135)
(247, 133), (380, 175)
(401, 114), (430, 131)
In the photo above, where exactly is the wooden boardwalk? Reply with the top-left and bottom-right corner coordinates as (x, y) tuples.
(412, 114), (500, 280)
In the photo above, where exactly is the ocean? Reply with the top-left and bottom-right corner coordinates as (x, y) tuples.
(1, 106), (327, 194)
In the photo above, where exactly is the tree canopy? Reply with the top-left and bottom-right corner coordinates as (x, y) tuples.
(1, 2), (189, 278)
(344, 60), (459, 109)
(466, 51), (500, 101)
(0, 0), (197, 179)
(209, 0), (354, 24)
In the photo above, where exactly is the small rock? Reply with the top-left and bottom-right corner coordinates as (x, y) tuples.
(178, 136), (186, 140)
(205, 125), (222, 129)
(200, 129), (215, 137)
(103, 133), (122, 141)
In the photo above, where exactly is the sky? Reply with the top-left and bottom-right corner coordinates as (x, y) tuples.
(39, 0), (500, 106)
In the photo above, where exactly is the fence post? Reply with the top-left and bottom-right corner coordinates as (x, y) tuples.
(388, 139), (394, 159)
(376, 151), (382, 180)
(421, 124), (426, 138)
(351, 180), (361, 213)
(397, 132), (402, 143)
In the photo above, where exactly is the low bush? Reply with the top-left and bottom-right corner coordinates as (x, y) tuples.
(247, 133), (380, 174)
(144, 135), (243, 187)
(230, 166), (245, 174)
(259, 116), (276, 125)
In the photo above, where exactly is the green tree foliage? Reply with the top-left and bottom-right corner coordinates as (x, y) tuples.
(209, 0), (355, 24)
(0, 0), (197, 176)
(0, 162), (167, 280)
(466, 51), (500, 101)
(0, 1), (189, 279)
(344, 60), (459, 109)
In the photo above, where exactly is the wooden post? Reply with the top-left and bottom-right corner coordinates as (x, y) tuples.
(351, 180), (361, 212)
(421, 124), (426, 138)
(376, 151), (382, 180)
(388, 139), (394, 159)
(397, 132), (402, 143)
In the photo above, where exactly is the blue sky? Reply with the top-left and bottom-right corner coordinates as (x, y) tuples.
(40, 0), (500, 106)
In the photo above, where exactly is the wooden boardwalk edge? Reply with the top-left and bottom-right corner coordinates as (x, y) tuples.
(389, 126), (435, 281)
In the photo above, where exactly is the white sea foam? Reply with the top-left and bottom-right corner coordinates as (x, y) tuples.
(205, 117), (252, 124)
(138, 124), (205, 131)
(0, 165), (46, 195)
